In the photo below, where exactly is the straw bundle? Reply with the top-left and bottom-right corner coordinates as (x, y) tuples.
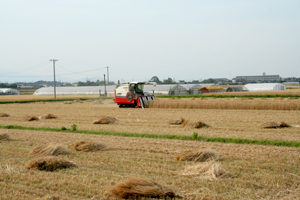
(109, 177), (179, 199)
(71, 141), (107, 152)
(259, 122), (279, 128)
(189, 121), (209, 128)
(93, 116), (117, 124)
(168, 117), (185, 125)
(0, 133), (11, 141)
(25, 156), (78, 171)
(39, 114), (57, 119)
(175, 150), (219, 162)
(30, 144), (69, 156)
(278, 121), (291, 128)
(23, 116), (39, 121)
(0, 113), (9, 117)
(180, 161), (234, 179)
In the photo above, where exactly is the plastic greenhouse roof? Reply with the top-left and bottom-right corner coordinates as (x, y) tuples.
(244, 83), (286, 91)
(33, 86), (117, 96)
(33, 83), (220, 96)
(0, 88), (20, 95)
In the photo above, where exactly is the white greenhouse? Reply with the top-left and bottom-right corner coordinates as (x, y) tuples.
(33, 83), (220, 96)
(33, 86), (117, 96)
(244, 83), (286, 91)
(0, 88), (20, 95)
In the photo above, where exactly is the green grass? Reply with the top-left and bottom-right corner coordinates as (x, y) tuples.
(0, 97), (113, 104)
(157, 94), (300, 98)
(1, 125), (300, 148)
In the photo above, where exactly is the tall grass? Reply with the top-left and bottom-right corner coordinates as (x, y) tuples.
(148, 98), (300, 110)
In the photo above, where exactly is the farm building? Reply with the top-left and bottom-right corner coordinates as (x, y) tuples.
(200, 86), (225, 93)
(244, 83), (286, 91)
(283, 82), (299, 85)
(0, 88), (20, 95)
(226, 87), (248, 92)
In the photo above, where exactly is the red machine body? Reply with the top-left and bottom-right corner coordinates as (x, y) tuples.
(114, 82), (155, 108)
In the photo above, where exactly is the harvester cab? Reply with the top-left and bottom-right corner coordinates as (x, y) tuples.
(114, 81), (156, 108)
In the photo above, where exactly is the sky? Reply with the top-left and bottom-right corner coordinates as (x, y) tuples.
(0, 0), (299, 83)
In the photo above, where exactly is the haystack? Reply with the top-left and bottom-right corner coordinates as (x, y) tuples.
(168, 117), (185, 125)
(30, 144), (69, 156)
(259, 122), (279, 128)
(71, 141), (107, 152)
(44, 196), (60, 200)
(109, 177), (180, 199)
(188, 121), (209, 128)
(93, 116), (117, 124)
(0, 113), (9, 117)
(39, 114), (57, 120)
(182, 120), (189, 127)
(175, 150), (219, 162)
(23, 116), (39, 121)
(74, 99), (83, 103)
(25, 156), (78, 171)
(279, 121), (291, 128)
(0, 133), (11, 141)
(180, 161), (234, 179)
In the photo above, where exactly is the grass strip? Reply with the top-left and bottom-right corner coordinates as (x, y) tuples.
(1, 125), (300, 148)
(0, 97), (112, 104)
(157, 94), (300, 99)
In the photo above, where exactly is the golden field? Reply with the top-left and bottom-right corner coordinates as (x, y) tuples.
(0, 96), (300, 199)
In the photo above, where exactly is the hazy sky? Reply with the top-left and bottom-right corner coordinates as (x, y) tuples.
(1, 0), (299, 83)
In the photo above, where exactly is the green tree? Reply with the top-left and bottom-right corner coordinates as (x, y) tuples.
(149, 76), (162, 84)
(162, 78), (175, 84)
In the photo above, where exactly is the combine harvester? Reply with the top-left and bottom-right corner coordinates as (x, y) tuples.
(114, 81), (156, 108)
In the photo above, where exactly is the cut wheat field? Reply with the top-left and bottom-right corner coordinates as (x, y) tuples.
(1, 129), (300, 199)
(0, 97), (300, 199)
(0, 98), (299, 142)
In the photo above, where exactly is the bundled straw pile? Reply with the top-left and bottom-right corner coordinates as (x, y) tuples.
(71, 141), (107, 152)
(23, 116), (39, 121)
(109, 177), (180, 199)
(185, 121), (209, 128)
(0, 113), (9, 117)
(30, 144), (69, 156)
(168, 117), (185, 125)
(39, 114), (57, 119)
(0, 133), (11, 141)
(25, 156), (78, 171)
(180, 161), (234, 179)
(175, 150), (219, 162)
(93, 116), (117, 124)
(259, 121), (291, 128)
(278, 121), (291, 128)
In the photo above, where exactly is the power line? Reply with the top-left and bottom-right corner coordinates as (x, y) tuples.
(56, 65), (106, 76)
(0, 67), (106, 77)
(16, 61), (50, 73)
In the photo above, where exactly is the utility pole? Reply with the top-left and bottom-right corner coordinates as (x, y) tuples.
(104, 74), (107, 97)
(106, 66), (109, 85)
(50, 59), (58, 99)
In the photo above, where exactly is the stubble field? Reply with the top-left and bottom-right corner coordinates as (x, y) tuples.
(0, 96), (300, 199)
